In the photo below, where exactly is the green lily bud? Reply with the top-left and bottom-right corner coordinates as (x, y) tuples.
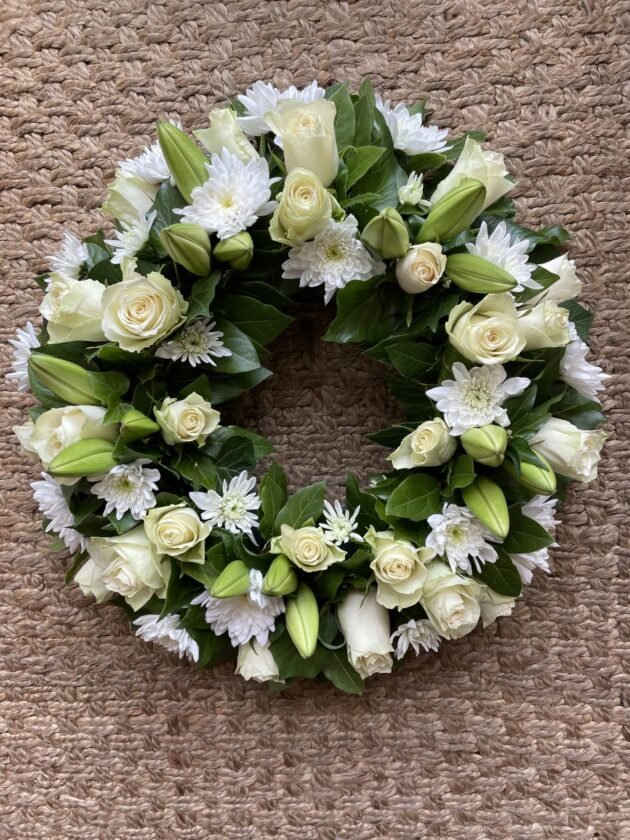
(159, 223), (211, 275)
(506, 452), (557, 495)
(446, 252), (517, 294)
(417, 178), (486, 243)
(156, 121), (209, 203)
(461, 425), (508, 467)
(461, 476), (509, 539)
(362, 207), (409, 259)
(48, 439), (117, 478)
(286, 584), (319, 659)
(120, 408), (160, 443)
(210, 560), (251, 599)
(263, 554), (298, 597)
(213, 231), (254, 271)
(28, 354), (101, 406)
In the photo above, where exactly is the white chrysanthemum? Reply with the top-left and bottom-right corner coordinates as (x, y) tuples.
(120, 141), (171, 184)
(426, 362), (530, 436)
(155, 318), (232, 367)
(48, 231), (88, 280)
(398, 172), (430, 209)
(466, 221), (540, 292)
(133, 613), (199, 662)
(105, 211), (156, 265)
(237, 79), (326, 136)
(282, 216), (385, 304)
(31, 472), (87, 553)
(191, 569), (284, 647)
(510, 495), (559, 585)
(321, 500), (361, 546)
(89, 460), (160, 521)
(391, 619), (441, 659)
(175, 151), (277, 240)
(427, 503), (499, 575)
(375, 96), (449, 155)
(190, 470), (261, 540)
(560, 325), (609, 403)
(7, 321), (40, 391)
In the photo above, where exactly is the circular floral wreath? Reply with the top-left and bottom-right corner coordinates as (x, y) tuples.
(10, 80), (608, 693)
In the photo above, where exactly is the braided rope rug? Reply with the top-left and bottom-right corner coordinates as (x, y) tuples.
(0, 2), (628, 838)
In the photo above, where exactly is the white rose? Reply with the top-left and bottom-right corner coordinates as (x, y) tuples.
(388, 418), (456, 469)
(535, 255), (582, 304)
(195, 108), (257, 162)
(420, 563), (481, 639)
(144, 503), (210, 562)
(396, 243), (446, 294)
(154, 392), (220, 447)
(40, 275), (106, 343)
(101, 271), (188, 352)
(337, 588), (394, 679)
(236, 640), (280, 683)
(266, 100), (339, 187)
(101, 172), (159, 227)
(518, 300), (571, 350)
(270, 524), (345, 573)
(74, 557), (111, 603)
(365, 527), (435, 609)
(269, 168), (333, 245)
(476, 586), (516, 628)
(446, 293), (526, 365)
(431, 137), (513, 211)
(530, 417), (606, 483)
(90, 526), (170, 610)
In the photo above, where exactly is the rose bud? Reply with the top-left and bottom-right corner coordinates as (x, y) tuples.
(159, 223), (211, 276)
(362, 207), (410, 259)
(461, 425), (508, 467)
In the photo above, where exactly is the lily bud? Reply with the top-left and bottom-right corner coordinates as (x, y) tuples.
(120, 408), (160, 443)
(461, 425), (508, 467)
(286, 584), (319, 659)
(210, 560), (251, 598)
(159, 223), (211, 275)
(48, 439), (117, 478)
(362, 207), (409, 259)
(446, 252), (517, 294)
(417, 178), (486, 243)
(506, 452), (557, 495)
(213, 232), (254, 271)
(461, 476), (509, 539)
(28, 354), (101, 406)
(156, 121), (209, 203)
(262, 554), (298, 597)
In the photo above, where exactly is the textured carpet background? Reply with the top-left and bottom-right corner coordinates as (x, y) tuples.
(0, 1), (628, 838)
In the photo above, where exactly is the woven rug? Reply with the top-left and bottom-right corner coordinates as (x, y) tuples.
(1, 1), (628, 837)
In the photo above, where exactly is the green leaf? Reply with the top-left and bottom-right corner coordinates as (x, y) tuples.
(353, 150), (408, 210)
(259, 461), (288, 541)
(194, 630), (235, 668)
(366, 424), (415, 448)
(215, 437), (256, 478)
(174, 450), (217, 491)
(181, 542), (227, 589)
(502, 510), (554, 554)
(474, 547), (522, 597)
(354, 94), (374, 146)
(443, 131), (486, 159)
(211, 319), (261, 374)
(445, 455), (476, 496)
(385, 341), (436, 379)
(411, 291), (460, 334)
(320, 648), (364, 694)
(215, 294), (293, 345)
(323, 276), (404, 344)
(401, 152), (446, 173)
(385, 474), (441, 522)
(562, 300), (593, 342)
(270, 631), (323, 680)
(552, 389), (605, 430)
(275, 482), (326, 531)
(160, 559), (201, 617)
(344, 146), (386, 189)
(345, 472), (382, 532)
(207, 368), (272, 404)
(186, 271), (221, 322)
(505, 437), (548, 474)
(383, 373), (436, 422)
(209, 426), (274, 460)
(150, 181), (186, 235)
(504, 384), (537, 427)
(328, 83), (355, 150)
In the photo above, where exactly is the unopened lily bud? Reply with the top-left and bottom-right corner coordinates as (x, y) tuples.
(120, 408), (160, 443)
(262, 554), (298, 597)
(461, 476), (509, 539)
(505, 452), (557, 495)
(48, 439), (117, 478)
(446, 252), (516, 294)
(159, 223), (211, 275)
(156, 121), (209, 203)
(461, 425), (508, 467)
(28, 354), (101, 406)
(286, 584), (319, 659)
(362, 207), (409, 259)
(417, 178), (486, 243)
(210, 560), (252, 599)
(213, 232), (254, 271)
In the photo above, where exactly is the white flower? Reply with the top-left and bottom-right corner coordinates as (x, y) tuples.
(133, 613), (199, 662)
(466, 221), (540, 292)
(7, 322), (40, 391)
(119, 141), (171, 184)
(397, 172), (430, 208)
(426, 362), (530, 436)
(282, 216), (385, 304)
(192, 568), (284, 647)
(390, 619), (441, 659)
(321, 500), (361, 545)
(175, 150), (277, 239)
(427, 503), (499, 575)
(89, 460), (160, 521)
(560, 326), (609, 403)
(237, 79), (325, 136)
(48, 231), (88, 280)
(375, 96), (449, 155)
(105, 211), (156, 265)
(190, 470), (260, 539)
(509, 496), (559, 585)
(31, 472), (87, 553)
(510, 549), (551, 585)
(155, 318), (232, 367)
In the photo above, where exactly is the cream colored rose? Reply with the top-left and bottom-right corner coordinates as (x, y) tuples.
(396, 243), (446, 294)
(431, 137), (513, 211)
(144, 503), (210, 562)
(269, 168), (333, 245)
(236, 640), (280, 683)
(535, 255), (582, 304)
(153, 392), (220, 447)
(195, 107), (257, 162)
(388, 419), (456, 469)
(420, 562), (481, 639)
(101, 272), (188, 352)
(266, 100), (339, 187)
(530, 417), (606, 483)
(101, 172), (159, 227)
(270, 524), (345, 573)
(74, 557), (111, 603)
(365, 526), (435, 609)
(518, 300), (571, 350)
(40, 274), (107, 343)
(337, 588), (394, 679)
(446, 293), (526, 365)
(476, 585), (516, 628)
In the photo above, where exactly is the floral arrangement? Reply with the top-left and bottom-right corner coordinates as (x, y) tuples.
(10, 80), (608, 693)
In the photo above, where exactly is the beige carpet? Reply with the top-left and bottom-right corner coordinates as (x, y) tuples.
(1, 1), (628, 837)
